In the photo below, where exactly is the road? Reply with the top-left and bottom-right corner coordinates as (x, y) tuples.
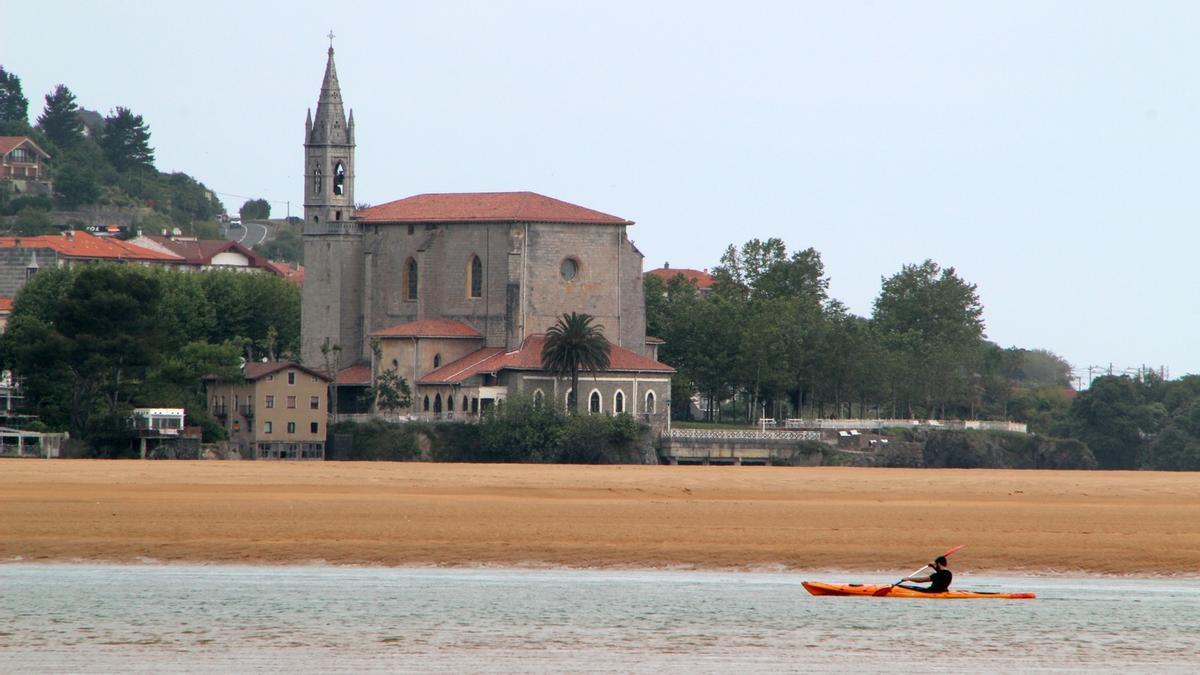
(228, 220), (269, 247)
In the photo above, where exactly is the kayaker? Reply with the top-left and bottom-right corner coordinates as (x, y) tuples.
(901, 556), (952, 593)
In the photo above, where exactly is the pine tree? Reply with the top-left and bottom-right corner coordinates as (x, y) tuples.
(100, 106), (155, 171)
(37, 84), (84, 149)
(0, 66), (29, 122)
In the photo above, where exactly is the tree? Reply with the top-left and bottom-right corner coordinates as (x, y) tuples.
(100, 107), (155, 171)
(872, 260), (985, 418)
(0, 66), (28, 123)
(53, 163), (100, 208)
(541, 312), (611, 414)
(1069, 375), (1155, 469)
(365, 369), (413, 414)
(37, 84), (84, 149)
(256, 227), (303, 262)
(239, 198), (271, 221)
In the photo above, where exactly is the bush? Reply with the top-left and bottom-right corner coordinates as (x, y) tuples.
(329, 418), (421, 460)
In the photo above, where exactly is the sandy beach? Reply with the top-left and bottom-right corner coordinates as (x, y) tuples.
(2, 459), (1197, 575)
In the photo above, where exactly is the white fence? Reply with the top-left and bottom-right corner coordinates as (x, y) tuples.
(779, 418), (1026, 434)
(665, 428), (822, 442)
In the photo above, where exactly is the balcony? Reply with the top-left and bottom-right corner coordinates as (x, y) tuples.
(239, 404), (255, 419)
(213, 406), (228, 419)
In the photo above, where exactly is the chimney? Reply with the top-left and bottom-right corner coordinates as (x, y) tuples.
(664, 261), (670, 269)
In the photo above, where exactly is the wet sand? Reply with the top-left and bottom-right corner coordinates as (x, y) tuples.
(2, 460), (1197, 574)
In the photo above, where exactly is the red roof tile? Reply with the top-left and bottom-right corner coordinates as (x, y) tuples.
(242, 361), (332, 382)
(645, 267), (715, 290)
(335, 364), (372, 385)
(265, 260), (305, 286)
(418, 334), (673, 385)
(0, 136), (50, 158)
(145, 235), (268, 268)
(0, 230), (182, 263)
(358, 191), (633, 226)
(370, 319), (483, 339)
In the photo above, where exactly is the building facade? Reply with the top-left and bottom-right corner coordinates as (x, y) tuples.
(299, 47), (673, 430)
(206, 362), (331, 460)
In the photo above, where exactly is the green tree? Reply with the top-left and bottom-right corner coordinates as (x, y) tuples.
(0, 66), (29, 123)
(239, 198), (271, 221)
(53, 163), (100, 208)
(37, 84), (84, 149)
(9, 206), (56, 235)
(256, 227), (303, 262)
(1069, 375), (1155, 469)
(541, 312), (611, 414)
(100, 107), (155, 171)
(365, 369), (413, 414)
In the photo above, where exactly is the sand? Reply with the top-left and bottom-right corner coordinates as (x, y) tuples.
(2, 459), (1198, 575)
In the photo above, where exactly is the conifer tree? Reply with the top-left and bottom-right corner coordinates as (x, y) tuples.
(0, 66), (29, 123)
(37, 84), (84, 148)
(100, 106), (155, 170)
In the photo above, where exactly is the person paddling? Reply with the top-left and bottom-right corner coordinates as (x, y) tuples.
(900, 556), (953, 593)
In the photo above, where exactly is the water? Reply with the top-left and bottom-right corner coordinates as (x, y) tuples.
(2, 565), (1198, 673)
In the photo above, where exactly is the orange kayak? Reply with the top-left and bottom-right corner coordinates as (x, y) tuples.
(803, 581), (1036, 599)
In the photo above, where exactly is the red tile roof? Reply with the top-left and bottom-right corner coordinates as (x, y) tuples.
(242, 361), (332, 382)
(357, 191), (633, 226)
(335, 364), (372, 385)
(370, 319), (483, 339)
(265, 260), (305, 286)
(645, 266), (715, 290)
(418, 334), (673, 385)
(0, 230), (182, 263)
(144, 235), (268, 268)
(0, 136), (50, 158)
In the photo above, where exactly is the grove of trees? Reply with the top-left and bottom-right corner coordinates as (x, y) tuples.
(0, 64), (223, 236)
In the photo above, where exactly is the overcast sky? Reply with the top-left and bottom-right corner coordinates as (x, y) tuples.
(4, 1), (1199, 383)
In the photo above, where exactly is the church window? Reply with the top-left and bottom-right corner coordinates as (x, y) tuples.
(335, 210), (342, 221)
(433, 394), (442, 413)
(404, 258), (418, 301)
(334, 161), (346, 195)
(447, 396), (454, 412)
(589, 390), (602, 414)
(408, 224), (415, 235)
(433, 353), (441, 368)
(532, 389), (544, 408)
(565, 388), (574, 410)
(560, 257), (579, 281)
(614, 391), (625, 414)
(314, 164), (322, 192)
(392, 359), (399, 369)
(471, 398), (479, 414)
(645, 391), (656, 414)
(468, 255), (483, 299)
(423, 396), (430, 412)
(313, 215), (319, 222)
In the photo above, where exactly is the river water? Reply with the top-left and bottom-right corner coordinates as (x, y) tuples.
(2, 564), (1197, 673)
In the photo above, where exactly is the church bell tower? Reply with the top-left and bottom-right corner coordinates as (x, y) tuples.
(301, 40), (364, 368)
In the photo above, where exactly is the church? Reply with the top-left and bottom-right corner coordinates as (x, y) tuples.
(299, 46), (673, 430)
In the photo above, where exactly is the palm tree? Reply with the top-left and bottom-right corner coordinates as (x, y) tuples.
(541, 312), (611, 414)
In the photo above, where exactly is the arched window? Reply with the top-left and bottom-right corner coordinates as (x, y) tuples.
(614, 391), (625, 414)
(462, 395), (469, 412)
(565, 389), (574, 410)
(433, 353), (441, 368)
(404, 258), (418, 301)
(434, 394), (442, 413)
(468, 255), (483, 298)
(423, 395), (430, 412)
(333, 161), (345, 195)
(532, 389), (545, 408)
(645, 391), (656, 414)
(471, 398), (479, 414)
(589, 390), (602, 414)
(314, 163), (322, 192)
(447, 396), (455, 412)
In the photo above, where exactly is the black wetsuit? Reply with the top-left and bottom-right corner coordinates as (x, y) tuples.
(926, 568), (952, 593)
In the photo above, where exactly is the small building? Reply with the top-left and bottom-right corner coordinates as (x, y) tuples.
(206, 361), (332, 460)
(131, 407), (199, 459)
(0, 229), (184, 297)
(0, 136), (52, 195)
(644, 263), (715, 297)
(130, 234), (277, 274)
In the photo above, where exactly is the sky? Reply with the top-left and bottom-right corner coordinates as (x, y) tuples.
(3, 1), (1199, 383)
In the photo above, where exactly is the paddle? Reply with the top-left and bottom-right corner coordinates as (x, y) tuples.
(873, 544), (965, 596)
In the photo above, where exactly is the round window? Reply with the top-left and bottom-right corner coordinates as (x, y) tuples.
(560, 258), (579, 281)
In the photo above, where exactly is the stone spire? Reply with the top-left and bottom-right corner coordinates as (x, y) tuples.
(310, 46), (350, 146)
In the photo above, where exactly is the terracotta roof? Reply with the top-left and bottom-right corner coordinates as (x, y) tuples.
(0, 230), (182, 263)
(0, 136), (50, 159)
(241, 361), (332, 382)
(645, 266), (715, 290)
(357, 191), (633, 226)
(144, 235), (268, 268)
(370, 319), (483, 339)
(418, 334), (673, 385)
(0, 296), (12, 312)
(335, 364), (372, 385)
(265, 260), (305, 286)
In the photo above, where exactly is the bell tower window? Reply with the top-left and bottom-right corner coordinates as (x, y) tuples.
(314, 164), (322, 192)
(334, 161), (346, 195)
(404, 258), (418, 301)
(468, 255), (483, 298)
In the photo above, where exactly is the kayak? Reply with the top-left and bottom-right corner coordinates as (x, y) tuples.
(802, 581), (1036, 599)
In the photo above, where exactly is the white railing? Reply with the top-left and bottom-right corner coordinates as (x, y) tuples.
(666, 428), (821, 442)
(781, 418), (1027, 433)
